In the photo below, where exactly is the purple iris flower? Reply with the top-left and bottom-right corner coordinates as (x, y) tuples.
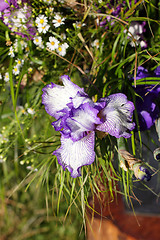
(133, 66), (160, 131)
(42, 75), (135, 177)
(0, 0), (36, 39)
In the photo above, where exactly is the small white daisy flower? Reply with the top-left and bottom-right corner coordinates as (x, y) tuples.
(8, 46), (15, 57)
(74, 21), (86, 28)
(0, 73), (2, 80)
(28, 67), (33, 73)
(17, 105), (27, 114)
(46, 36), (59, 51)
(52, 14), (65, 28)
(13, 65), (20, 75)
(37, 23), (50, 34)
(33, 36), (43, 46)
(35, 14), (48, 26)
(4, 72), (10, 82)
(49, 7), (54, 12)
(15, 58), (24, 67)
(56, 43), (69, 56)
(27, 108), (35, 115)
(91, 39), (100, 49)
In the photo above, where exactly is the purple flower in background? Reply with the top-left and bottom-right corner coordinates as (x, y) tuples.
(133, 66), (160, 131)
(0, 0), (36, 39)
(97, 1), (137, 27)
(96, 1), (147, 48)
(0, 0), (11, 11)
(42, 75), (135, 177)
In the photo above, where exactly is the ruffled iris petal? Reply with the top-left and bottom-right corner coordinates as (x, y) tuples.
(69, 92), (92, 109)
(53, 131), (95, 178)
(62, 103), (102, 141)
(96, 93), (135, 138)
(42, 75), (86, 119)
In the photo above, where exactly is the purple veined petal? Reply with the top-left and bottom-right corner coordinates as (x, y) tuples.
(52, 118), (63, 131)
(42, 75), (86, 119)
(62, 102), (102, 141)
(53, 131), (95, 178)
(96, 93), (135, 138)
(51, 108), (70, 131)
(68, 91), (92, 109)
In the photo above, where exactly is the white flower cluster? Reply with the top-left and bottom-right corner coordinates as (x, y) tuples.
(8, 39), (29, 60)
(3, 3), (71, 83)
(17, 106), (35, 115)
(35, 14), (50, 34)
(124, 22), (147, 48)
(33, 13), (69, 56)
(46, 36), (69, 56)
(12, 58), (24, 75)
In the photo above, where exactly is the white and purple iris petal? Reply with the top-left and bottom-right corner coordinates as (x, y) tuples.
(62, 102), (102, 141)
(53, 131), (96, 178)
(69, 91), (92, 109)
(96, 93), (135, 138)
(42, 75), (135, 178)
(42, 75), (87, 119)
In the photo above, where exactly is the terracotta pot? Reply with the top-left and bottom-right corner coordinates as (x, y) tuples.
(86, 192), (160, 240)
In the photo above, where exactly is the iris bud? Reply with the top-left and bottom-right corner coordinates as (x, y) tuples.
(133, 164), (151, 181)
